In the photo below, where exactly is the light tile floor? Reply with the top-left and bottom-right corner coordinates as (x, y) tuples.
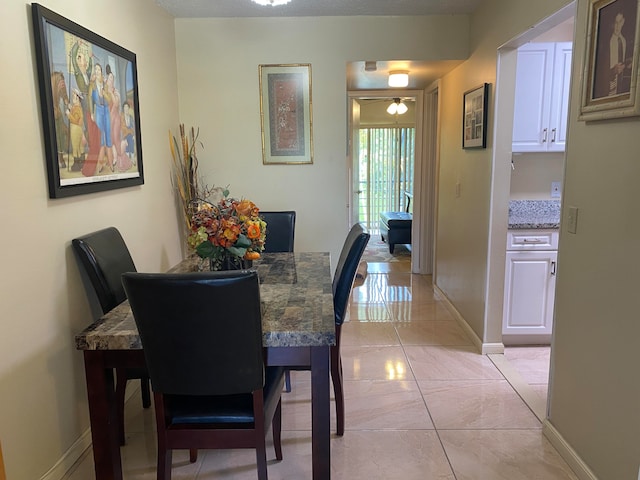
(65, 261), (574, 480)
(504, 345), (551, 405)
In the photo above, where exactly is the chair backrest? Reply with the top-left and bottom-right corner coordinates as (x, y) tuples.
(260, 211), (296, 253)
(333, 223), (370, 326)
(72, 227), (136, 314)
(121, 271), (264, 396)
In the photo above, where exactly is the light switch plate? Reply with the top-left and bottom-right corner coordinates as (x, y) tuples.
(551, 181), (562, 198)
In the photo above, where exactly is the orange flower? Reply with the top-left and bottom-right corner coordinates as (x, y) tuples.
(236, 199), (255, 217)
(246, 222), (261, 240)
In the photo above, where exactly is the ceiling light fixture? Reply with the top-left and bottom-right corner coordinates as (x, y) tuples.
(388, 70), (409, 88)
(387, 98), (408, 115)
(251, 0), (292, 6)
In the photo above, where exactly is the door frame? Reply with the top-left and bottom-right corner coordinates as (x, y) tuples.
(485, 2), (576, 347)
(347, 89), (431, 274)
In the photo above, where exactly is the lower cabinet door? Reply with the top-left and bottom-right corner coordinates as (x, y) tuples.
(503, 250), (557, 336)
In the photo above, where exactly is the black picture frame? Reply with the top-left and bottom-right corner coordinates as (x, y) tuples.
(32, 3), (144, 198)
(462, 83), (489, 149)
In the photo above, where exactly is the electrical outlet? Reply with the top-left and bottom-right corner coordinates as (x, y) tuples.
(567, 206), (578, 234)
(551, 181), (562, 198)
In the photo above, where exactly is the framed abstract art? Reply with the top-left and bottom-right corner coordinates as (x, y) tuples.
(258, 64), (313, 164)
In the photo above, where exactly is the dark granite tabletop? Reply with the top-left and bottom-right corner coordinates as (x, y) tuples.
(75, 252), (336, 350)
(508, 200), (561, 229)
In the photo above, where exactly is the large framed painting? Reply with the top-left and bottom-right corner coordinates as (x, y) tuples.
(258, 64), (313, 165)
(462, 83), (489, 149)
(32, 3), (144, 198)
(579, 0), (640, 121)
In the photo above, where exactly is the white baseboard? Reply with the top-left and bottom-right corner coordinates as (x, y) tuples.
(433, 284), (504, 355)
(543, 420), (599, 480)
(39, 429), (91, 480)
(40, 384), (140, 480)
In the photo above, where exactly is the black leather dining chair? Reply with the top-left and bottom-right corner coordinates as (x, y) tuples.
(284, 223), (369, 435)
(71, 227), (151, 445)
(122, 271), (285, 480)
(330, 223), (370, 435)
(260, 211), (296, 253)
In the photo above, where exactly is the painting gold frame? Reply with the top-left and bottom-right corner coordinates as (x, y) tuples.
(259, 64), (313, 164)
(579, 0), (640, 120)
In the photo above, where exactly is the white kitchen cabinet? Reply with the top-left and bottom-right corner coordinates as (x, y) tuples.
(503, 230), (558, 344)
(512, 42), (572, 153)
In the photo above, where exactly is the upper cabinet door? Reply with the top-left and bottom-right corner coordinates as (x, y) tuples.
(548, 43), (572, 152)
(512, 42), (573, 153)
(512, 43), (554, 152)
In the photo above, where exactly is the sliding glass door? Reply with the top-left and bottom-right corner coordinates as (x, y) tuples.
(356, 126), (415, 232)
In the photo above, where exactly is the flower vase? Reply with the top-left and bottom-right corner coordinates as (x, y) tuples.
(209, 255), (253, 271)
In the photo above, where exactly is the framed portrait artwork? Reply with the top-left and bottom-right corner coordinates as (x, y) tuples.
(258, 64), (313, 164)
(579, 0), (640, 120)
(462, 83), (489, 149)
(32, 3), (144, 198)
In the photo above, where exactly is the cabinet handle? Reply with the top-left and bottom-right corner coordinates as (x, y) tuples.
(522, 238), (543, 243)
(551, 128), (557, 143)
(542, 128), (548, 143)
(551, 261), (556, 276)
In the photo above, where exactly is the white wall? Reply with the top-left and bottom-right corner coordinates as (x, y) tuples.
(437, 0), (640, 477)
(548, 0), (640, 477)
(0, 0), (180, 477)
(436, 0), (571, 342)
(174, 15), (470, 262)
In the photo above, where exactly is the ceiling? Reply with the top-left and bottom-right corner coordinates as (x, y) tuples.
(155, 0), (482, 91)
(346, 60), (464, 90)
(155, 0), (484, 18)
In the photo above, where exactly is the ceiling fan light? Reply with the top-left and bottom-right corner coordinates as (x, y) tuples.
(387, 98), (407, 115)
(251, 0), (292, 6)
(388, 71), (409, 88)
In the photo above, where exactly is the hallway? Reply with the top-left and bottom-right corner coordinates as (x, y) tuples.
(65, 261), (574, 479)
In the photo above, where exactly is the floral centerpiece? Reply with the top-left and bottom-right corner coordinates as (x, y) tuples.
(188, 194), (267, 270)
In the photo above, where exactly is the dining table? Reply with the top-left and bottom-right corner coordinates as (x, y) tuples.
(75, 251), (336, 480)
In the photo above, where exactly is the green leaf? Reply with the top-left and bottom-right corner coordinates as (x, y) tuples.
(235, 233), (251, 248)
(196, 240), (218, 258)
(228, 245), (247, 257)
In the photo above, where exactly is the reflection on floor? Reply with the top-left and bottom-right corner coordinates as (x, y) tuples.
(65, 260), (575, 480)
(505, 346), (551, 403)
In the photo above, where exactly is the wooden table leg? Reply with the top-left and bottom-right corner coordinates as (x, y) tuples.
(310, 345), (331, 480)
(83, 351), (123, 480)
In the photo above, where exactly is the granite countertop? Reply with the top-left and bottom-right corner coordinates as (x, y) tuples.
(508, 200), (561, 229)
(75, 252), (336, 350)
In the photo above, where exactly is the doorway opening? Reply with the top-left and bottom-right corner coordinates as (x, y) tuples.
(348, 89), (433, 274)
(354, 100), (416, 233)
(486, 1), (576, 414)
